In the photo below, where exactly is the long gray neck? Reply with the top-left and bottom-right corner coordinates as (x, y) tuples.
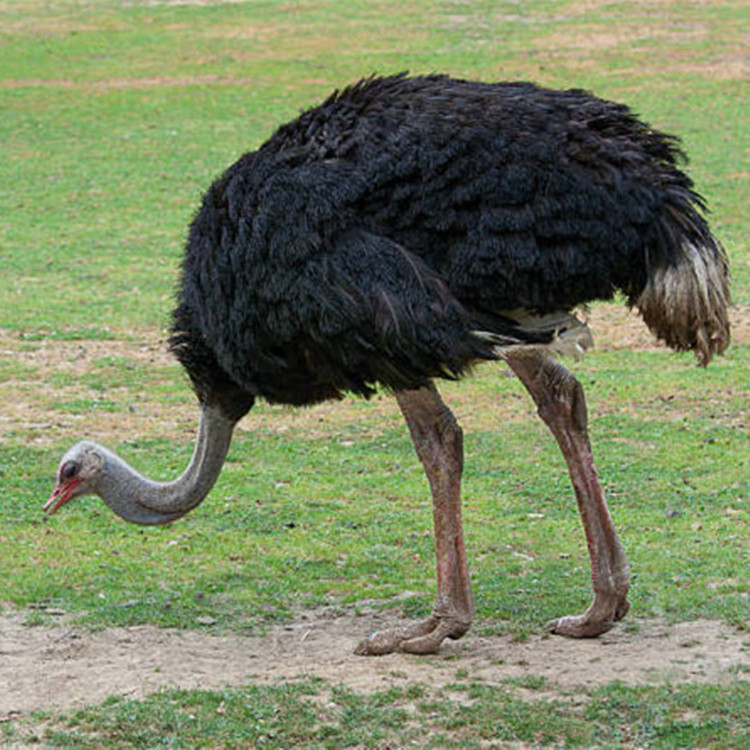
(98, 403), (236, 526)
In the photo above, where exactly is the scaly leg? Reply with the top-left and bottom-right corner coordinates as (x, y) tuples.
(504, 349), (629, 637)
(355, 382), (474, 655)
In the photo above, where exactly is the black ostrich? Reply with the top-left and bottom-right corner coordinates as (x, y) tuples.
(46, 74), (730, 655)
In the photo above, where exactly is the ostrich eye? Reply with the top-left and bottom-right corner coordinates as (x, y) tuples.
(61, 461), (80, 481)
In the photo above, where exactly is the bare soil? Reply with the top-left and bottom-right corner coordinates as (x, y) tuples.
(1, 607), (748, 720)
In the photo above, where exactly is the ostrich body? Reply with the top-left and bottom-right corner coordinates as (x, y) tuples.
(47, 75), (730, 655)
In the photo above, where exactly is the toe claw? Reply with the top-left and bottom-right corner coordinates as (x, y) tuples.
(614, 599), (630, 621)
(354, 630), (403, 656)
(354, 615), (468, 656)
(547, 594), (630, 638)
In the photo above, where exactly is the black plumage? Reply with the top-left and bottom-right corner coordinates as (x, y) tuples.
(169, 73), (729, 416)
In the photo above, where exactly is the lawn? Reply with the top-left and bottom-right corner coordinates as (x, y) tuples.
(1, 0), (748, 746)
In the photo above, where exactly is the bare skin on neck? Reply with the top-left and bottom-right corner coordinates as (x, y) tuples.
(46, 404), (236, 526)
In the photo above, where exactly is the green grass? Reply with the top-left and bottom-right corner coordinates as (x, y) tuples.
(4, 680), (749, 748)
(2, 352), (747, 632)
(1, 0), (748, 746)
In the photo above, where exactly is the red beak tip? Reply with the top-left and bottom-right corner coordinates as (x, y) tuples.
(44, 488), (64, 515)
(45, 478), (82, 515)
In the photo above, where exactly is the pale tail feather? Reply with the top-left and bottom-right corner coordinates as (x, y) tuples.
(636, 237), (730, 366)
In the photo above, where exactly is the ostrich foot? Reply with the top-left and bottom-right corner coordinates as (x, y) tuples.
(546, 595), (630, 638)
(355, 613), (470, 656)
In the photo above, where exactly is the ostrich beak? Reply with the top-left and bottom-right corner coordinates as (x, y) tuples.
(44, 479), (82, 515)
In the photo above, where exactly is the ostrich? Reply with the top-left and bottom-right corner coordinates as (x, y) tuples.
(46, 74), (730, 656)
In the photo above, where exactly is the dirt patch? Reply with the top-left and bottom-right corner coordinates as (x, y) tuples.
(564, 0), (739, 11)
(0, 76), (265, 91)
(541, 23), (708, 54)
(593, 302), (750, 354)
(535, 20), (749, 81)
(613, 53), (750, 81)
(0, 608), (747, 720)
(0, 331), (193, 447)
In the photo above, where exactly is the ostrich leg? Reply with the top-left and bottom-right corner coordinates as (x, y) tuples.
(356, 382), (474, 655)
(504, 349), (630, 636)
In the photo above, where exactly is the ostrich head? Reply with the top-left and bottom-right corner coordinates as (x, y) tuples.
(45, 441), (104, 514)
(44, 404), (237, 526)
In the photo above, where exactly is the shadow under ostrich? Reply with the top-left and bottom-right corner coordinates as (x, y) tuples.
(46, 74), (730, 655)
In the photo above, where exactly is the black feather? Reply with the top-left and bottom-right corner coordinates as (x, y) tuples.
(170, 74), (727, 414)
